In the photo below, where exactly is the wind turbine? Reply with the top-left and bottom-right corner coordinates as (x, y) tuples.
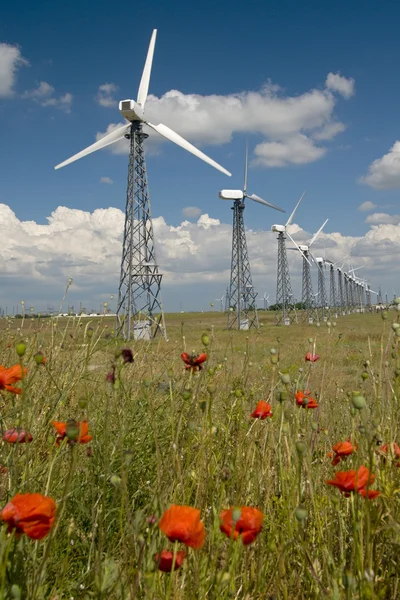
(219, 145), (284, 330)
(288, 219), (328, 324)
(271, 192), (306, 325)
(263, 293), (270, 310)
(215, 293), (226, 312)
(54, 29), (231, 341)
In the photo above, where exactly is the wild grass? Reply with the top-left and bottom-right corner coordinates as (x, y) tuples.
(0, 309), (399, 599)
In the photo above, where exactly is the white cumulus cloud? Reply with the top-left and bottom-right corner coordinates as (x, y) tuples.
(182, 206), (202, 219)
(358, 201), (377, 212)
(365, 212), (400, 225)
(23, 81), (73, 112)
(325, 72), (355, 98)
(100, 176), (113, 185)
(0, 42), (28, 97)
(94, 72), (353, 167)
(96, 83), (118, 108)
(0, 203), (398, 309)
(360, 141), (400, 189)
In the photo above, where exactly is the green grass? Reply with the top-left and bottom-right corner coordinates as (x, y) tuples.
(0, 309), (399, 599)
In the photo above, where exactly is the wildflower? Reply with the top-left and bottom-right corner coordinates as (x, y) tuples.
(106, 369), (116, 384)
(1, 493), (56, 539)
(326, 465), (380, 499)
(180, 352), (207, 372)
(379, 442), (400, 467)
(220, 506), (263, 545)
(155, 550), (186, 572)
(0, 365), (27, 395)
(305, 352), (319, 362)
(251, 401), (273, 420)
(295, 391), (319, 409)
(3, 428), (33, 443)
(121, 348), (134, 364)
(159, 505), (205, 549)
(328, 441), (357, 466)
(52, 420), (92, 445)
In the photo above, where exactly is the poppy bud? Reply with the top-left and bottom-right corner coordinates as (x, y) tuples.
(392, 323), (400, 331)
(201, 334), (210, 346)
(16, 342), (26, 357)
(270, 356), (278, 365)
(207, 384), (216, 395)
(234, 389), (242, 398)
(167, 368), (174, 378)
(308, 338), (313, 343)
(361, 371), (368, 380)
(182, 390), (191, 400)
(311, 421), (318, 431)
(351, 393), (366, 410)
(86, 327), (94, 339)
(350, 407), (357, 417)
(78, 397), (88, 409)
(280, 373), (290, 385)
(394, 297), (400, 305)
(327, 321), (331, 327)
(294, 506), (307, 521)
(110, 475), (121, 487)
(381, 311), (388, 320)
(282, 423), (289, 434)
(270, 348), (277, 355)
(332, 322), (337, 327)
(66, 419), (80, 442)
(267, 540), (277, 553)
(208, 367), (215, 376)
(296, 441), (307, 457)
(276, 337), (281, 343)
(34, 352), (45, 365)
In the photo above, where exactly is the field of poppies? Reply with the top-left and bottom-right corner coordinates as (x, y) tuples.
(0, 307), (399, 599)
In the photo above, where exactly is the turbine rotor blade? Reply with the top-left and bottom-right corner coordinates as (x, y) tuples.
(137, 29), (157, 108)
(246, 193), (285, 212)
(309, 218), (329, 247)
(285, 190), (306, 227)
(54, 123), (131, 170)
(244, 141), (248, 193)
(146, 121), (231, 176)
(286, 232), (312, 266)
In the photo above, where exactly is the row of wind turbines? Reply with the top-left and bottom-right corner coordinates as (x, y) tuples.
(53, 29), (379, 338)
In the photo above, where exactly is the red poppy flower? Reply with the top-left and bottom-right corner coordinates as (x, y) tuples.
(52, 420), (92, 445)
(1, 493), (56, 539)
(379, 442), (400, 467)
(220, 506), (263, 545)
(251, 401), (272, 420)
(155, 550), (186, 572)
(180, 352), (207, 372)
(305, 352), (319, 362)
(295, 391), (319, 409)
(0, 365), (27, 395)
(159, 505), (205, 549)
(3, 428), (33, 443)
(326, 465), (380, 499)
(327, 441), (357, 466)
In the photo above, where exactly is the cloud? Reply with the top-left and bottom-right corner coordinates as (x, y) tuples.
(0, 43), (28, 97)
(0, 203), (398, 309)
(365, 212), (400, 225)
(358, 201), (377, 212)
(360, 141), (400, 189)
(100, 176), (113, 185)
(96, 83), (118, 108)
(182, 206), (202, 219)
(23, 81), (73, 112)
(325, 73), (355, 98)
(95, 72), (353, 167)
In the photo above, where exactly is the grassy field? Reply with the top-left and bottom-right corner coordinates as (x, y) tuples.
(0, 309), (399, 599)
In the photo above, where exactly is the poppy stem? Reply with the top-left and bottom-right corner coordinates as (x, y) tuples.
(166, 541), (179, 600)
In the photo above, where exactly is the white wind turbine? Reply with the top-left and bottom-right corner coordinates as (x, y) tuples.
(54, 29), (231, 341)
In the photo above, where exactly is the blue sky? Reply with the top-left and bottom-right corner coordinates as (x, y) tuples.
(0, 0), (399, 311)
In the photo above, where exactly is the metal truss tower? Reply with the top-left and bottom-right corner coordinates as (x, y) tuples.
(116, 123), (167, 340)
(275, 232), (295, 325)
(316, 259), (329, 321)
(366, 285), (372, 309)
(344, 273), (351, 313)
(301, 252), (318, 324)
(329, 264), (338, 317)
(226, 200), (259, 330)
(338, 269), (345, 315)
(377, 287), (383, 305)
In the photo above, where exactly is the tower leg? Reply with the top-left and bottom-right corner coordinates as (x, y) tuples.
(275, 232), (294, 325)
(116, 122), (167, 341)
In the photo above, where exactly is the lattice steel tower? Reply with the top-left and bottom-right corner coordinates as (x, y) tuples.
(226, 200), (259, 330)
(316, 258), (329, 321)
(301, 251), (318, 323)
(271, 192), (306, 325)
(220, 146), (284, 330)
(338, 268), (346, 314)
(116, 123), (166, 340)
(329, 263), (338, 316)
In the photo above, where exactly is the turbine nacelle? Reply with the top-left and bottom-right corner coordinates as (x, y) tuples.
(298, 244), (308, 252)
(272, 224), (286, 233)
(119, 99), (144, 122)
(219, 190), (244, 201)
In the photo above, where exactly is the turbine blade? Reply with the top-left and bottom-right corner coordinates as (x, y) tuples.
(244, 141), (248, 193)
(309, 218), (329, 247)
(247, 193), (285, 212)
(286, 232), (312, 266)
(54, 123), (131, 170)
(137, 29), (157, 108)
(285, 190), (306, 227)
(146, 121), (231, 176)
